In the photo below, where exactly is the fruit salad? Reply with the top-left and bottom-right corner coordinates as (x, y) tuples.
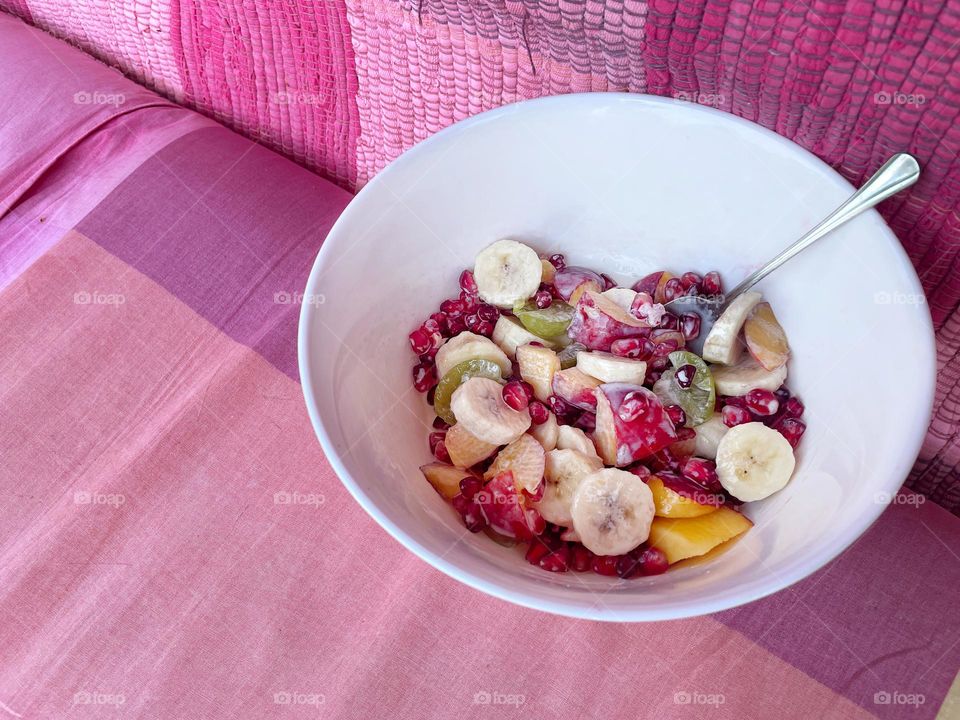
(412, 239), (806, 579)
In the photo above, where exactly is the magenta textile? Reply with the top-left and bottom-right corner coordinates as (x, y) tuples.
(2, 0), (959, 513)
(1, 9), (960, 719)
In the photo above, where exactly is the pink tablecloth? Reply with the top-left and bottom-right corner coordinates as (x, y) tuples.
(1, 12), (959, 720)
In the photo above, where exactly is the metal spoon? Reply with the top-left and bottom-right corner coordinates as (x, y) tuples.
(666, 153), (920, 352)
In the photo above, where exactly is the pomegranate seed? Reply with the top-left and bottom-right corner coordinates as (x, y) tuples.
(459, 269), (478, 294)
(662, 277), (685, 302)
(459, 476), (483, 499)
(629, 464), (652, 481)
(423, 317), (440, 333)
(680, 313), (701, 341)
(611, 337), (654, 361)
(464, 312), (481, 332)
(446, 315), (466, 335)
(675, 363), (696, 389)
(528, 400), (549, 425)
(618, 391), (648, 422)
(675, 426), (696, 442)
(571, 544), (593, 572)
(745, 388), (779, 416)
(525, 541), (551, 565)
(474, 320), (494, 336)
(701, 271), (723, 296)
(653, 338), (680, 357)
(616, 553), (643, 578)
(459, 289), (479, 307)
(548, 395), (574, 418)
(430, 312), (449, 334)
(440, 298), (464, 316)
(680, 272), (702, 290)
(534, 289), (553, 308)
(775, 386), (790, 402)
(658, 312), (680, 331)
(409, 327), (431, 354)
(519, 381), (535, 402)
(722, 405), (752, 427)
(477, 303), (499, 323)
(600, 273), (617, 291)
(682, 457), (719, 487)
(540, 546), (571, 572)
(665, 404), (687, 426)
(723, 395), (748, 408)
(645, 370), (662, 385)
(502, 381), (531, 411)
(462, 503), (487, 532)
(426, 386), (436, 405)
(591, 555), (620, 576)
(782, 397), (805, 418)
(774, 417), (806, 448)
(428, 430), (446, 453)
(574, 412), (596, 432)
(549, 253), (566, 270)
(412, 361), (438, 392)
(432, 416), (449, 430)
(638, 546), (669, 575)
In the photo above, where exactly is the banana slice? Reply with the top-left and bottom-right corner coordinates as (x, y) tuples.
(576, 350), (647, 385)
(571, 468), (655, 556)
(450, 377), (531, 445)
(555, 425), (601, 460)
(473, 239), (543, 309)
(711, 355), (787, 396)
(601, 287), (637, 312)
(693, 414), (728, 459)
(715, 422), (795, 501)
(492, 315), (554, 358)
(435, 331), (512, 379)
(533, 449), (603, 526)
(702, 291), (762, 365)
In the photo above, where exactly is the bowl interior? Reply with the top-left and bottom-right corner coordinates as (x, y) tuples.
(299, 94), (935, 621)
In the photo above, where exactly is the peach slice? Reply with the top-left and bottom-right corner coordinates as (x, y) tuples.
(551, 367), (602, 411)
(632, 271), (675, 304)
(647, 506), (752, 564)
(445, 423), (498, 469)
(420, 462), (475, 499)
(568, 291), (652, 351)
(593, 383), (678, 466)
(744, 302), (790, 371)
(484, 434), (546, 493)
(647, 475), (719, 518)
(517, 344), (561, 402)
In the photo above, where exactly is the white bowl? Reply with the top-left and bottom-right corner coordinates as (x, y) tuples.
(298, 94), (935, 621)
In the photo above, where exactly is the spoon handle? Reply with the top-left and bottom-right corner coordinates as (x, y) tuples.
(721, 153), (920, 308)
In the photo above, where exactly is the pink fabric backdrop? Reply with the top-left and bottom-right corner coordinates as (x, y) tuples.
(2, 0), (959, 513)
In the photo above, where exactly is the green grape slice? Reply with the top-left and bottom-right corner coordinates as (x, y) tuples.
(433, 359), (503, 425)
(662, 350), (716, 426)
(513, 299), (575, 339)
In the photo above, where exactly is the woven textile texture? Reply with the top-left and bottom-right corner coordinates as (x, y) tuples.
(1, 0), (959, 516)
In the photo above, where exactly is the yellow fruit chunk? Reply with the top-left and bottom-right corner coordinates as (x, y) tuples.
(744, 302), (790, 371)
(445, 423), (498, 469)
(647, 476), (718, 519)
(420, 463), (474, 499)
(647, 507), (753, 564)
(483, 434), (546, 493)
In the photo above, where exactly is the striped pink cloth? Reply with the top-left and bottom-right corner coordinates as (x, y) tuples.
(1, 10), (960, 720)
(2, 0), (959, 513)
